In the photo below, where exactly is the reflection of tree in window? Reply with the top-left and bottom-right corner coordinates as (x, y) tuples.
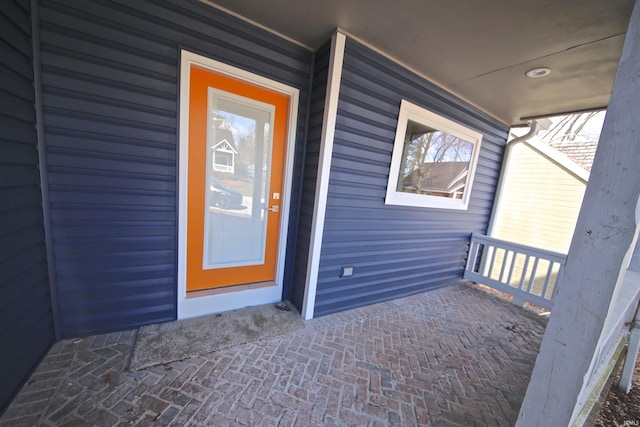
(213, 109), (272, 197)
(398, 120), (473, 198)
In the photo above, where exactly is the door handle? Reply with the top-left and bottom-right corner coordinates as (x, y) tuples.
(264, 205), (279, 212)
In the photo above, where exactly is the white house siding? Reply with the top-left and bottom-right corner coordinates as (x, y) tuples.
(492, 141), (587, 254)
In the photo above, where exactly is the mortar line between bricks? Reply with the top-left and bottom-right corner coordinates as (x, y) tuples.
(32, 341), (84, 426)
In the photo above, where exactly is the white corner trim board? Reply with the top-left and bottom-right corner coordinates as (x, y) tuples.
(301, 32), (347, 320)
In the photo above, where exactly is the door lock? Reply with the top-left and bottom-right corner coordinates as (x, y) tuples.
(265, 205), (279, 212)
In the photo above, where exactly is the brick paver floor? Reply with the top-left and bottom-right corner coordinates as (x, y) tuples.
(1, 281), (547, 426)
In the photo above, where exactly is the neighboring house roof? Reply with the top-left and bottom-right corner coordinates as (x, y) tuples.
(403, 162), (468, 194)
(522, 137), (593, 183)
(547, 140), (598, 171)
(212, 129), (238, 154)
(213, 139), (238, 154)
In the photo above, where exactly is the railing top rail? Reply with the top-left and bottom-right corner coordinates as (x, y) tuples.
(470, 233), (568, 263)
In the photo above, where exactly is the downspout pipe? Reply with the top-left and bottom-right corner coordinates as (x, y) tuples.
(485, 120), (541, 237)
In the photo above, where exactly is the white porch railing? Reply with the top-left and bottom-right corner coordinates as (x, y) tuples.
(464, 233), (567, 310)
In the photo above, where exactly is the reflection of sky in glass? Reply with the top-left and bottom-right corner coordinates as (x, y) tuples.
(217, 111), (255, 148)
(402, 127), (474, 178)
(423, 132), (472, 163)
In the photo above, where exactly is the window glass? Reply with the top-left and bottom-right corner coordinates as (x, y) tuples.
(386, 101), (482, 210)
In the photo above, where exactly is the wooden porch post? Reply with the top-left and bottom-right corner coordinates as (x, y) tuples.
(516, 1), (640, 426)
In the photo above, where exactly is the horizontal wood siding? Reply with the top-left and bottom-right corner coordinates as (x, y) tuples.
(0, 0), (55, 413)
(492, 142), (587, 253)
(290, 41), (330, 311)
(38, 0), (311, 337)
(314, 38), (509, 316)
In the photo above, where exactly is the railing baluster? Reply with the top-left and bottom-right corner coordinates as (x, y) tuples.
(519, 255), (530, 291)
(499, 249), (509, 283)
(472, 241), (482, 273)
(480, 244), (491, 276)
(541, 260), (555, 299)
(528, 257), (540, 295)
(487, 245), (498, 278)
(465, 240), (477, 273)
(505, 251), (517, 287)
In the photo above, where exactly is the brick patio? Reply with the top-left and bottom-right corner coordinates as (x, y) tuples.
(0, 282), (547, 426)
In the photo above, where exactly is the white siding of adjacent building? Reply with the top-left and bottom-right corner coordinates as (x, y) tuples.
(492, 140), (588, 254)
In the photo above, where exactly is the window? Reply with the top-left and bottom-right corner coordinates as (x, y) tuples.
(386, 100), (483, 210)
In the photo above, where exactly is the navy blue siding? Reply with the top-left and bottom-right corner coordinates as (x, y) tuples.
(38, 0), (312, 337)
(314, 38), (509, 316)
(0, 0), (55, 414)
(289, 41), (331, 311)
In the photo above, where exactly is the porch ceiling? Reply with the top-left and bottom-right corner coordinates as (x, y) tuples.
(203, 0), (634, 126)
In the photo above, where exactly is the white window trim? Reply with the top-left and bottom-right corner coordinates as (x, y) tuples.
(177, 50), (299, 319)
(385, 99), (483, 210)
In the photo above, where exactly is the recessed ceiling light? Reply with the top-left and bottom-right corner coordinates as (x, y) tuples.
(525, 67), (551, 78)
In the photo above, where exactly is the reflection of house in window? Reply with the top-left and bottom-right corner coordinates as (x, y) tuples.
(212, 129), (237, 174)
(402, 162), (469, 199)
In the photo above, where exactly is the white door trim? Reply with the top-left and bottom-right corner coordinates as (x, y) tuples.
(177, 50), (299, 319)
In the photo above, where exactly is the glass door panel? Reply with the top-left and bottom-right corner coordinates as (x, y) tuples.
(203, 90), (274, 270)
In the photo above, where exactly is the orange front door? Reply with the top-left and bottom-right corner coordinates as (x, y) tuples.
(186, 65), (289, 292)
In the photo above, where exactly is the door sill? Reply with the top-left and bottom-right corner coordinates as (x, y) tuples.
(186, 281), (276, 299)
